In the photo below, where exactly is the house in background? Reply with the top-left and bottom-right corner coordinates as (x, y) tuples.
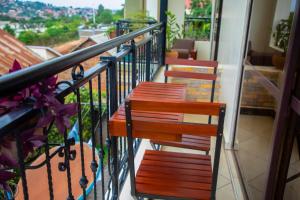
(27, 45), (62, 60)
(0, 29), (42, 74)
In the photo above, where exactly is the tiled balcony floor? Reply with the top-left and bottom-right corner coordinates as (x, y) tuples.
(236, 114), (300, 200)
(118, 66), (243, 200)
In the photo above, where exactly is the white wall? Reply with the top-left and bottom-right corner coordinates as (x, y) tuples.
(146, 0), (160, 20)
(195, 41), (211, 60)
(168, 0), (185, 28)
(217, 0), (251, 147)
(249, 0), (277, 52)
(124, 0), (145, 18)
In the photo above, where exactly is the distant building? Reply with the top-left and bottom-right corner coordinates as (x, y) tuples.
(0, 29), (43, 74)
(27, 46), (62, 60)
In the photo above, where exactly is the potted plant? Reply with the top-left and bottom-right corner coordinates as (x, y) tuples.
(165, 11), (182, 58)
(272, 12), (294, 69)
(105, 26), (117, 39)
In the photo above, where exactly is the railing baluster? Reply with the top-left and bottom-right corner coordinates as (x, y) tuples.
(146, 41), (151, 81)
(118, 61), (122, 105)
(131, 40), (137, 89)
(43, 127), (54, 200)
(123, 57), (126, 98)
(88, 80), (98, 199)
(63, 130), (75, 200)
(106, 57), (119, 200)
(96, 74), (105, 200)
(76, 88), (88, 199)
(15, 132), (29, 200)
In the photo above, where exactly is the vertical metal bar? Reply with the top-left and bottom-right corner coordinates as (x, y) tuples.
(97, 74), (105, 200)
(138, 47), (141, 82)
(43, 127), (54, 200)
(124, 100), (137, 197)
(76, 88), (88, 199)
(118, 61), (122, 104)
(146, 41), (151, 81)
(107, 58), (119, 200)
(15, 132), (29, 200)
(131, 40), (137, 89)
(116, 21), (120, 37)
(160, 0), (168, 65)
(211, 106), (225, 200)
(63, 130), (75, 200)
(213, 0), (224, 61)
(123, 57), (126, 97)
(209, 67), (217, 124)
(144, 44), (147, 81)
(164, 64), (169, 83)
(88, 80), (98, 199)
(128, 53), (131, 93)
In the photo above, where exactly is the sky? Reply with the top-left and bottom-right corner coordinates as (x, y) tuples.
(25, 0), (125, 10)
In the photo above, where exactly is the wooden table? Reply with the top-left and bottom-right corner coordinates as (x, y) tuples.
(109, 81), (211, 152)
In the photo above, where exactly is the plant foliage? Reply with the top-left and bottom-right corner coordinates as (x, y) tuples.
(273, 12), (294, 54)
(166, 11), (182, 51)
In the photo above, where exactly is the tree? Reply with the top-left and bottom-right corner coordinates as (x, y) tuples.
(190, 0), (212, 17)
(96, 9), (113, 24)
(18, 31), (40, 44)
(97, 4), (105, 16)
(113, 8), (124, 22)
(3, 24), (15, 36)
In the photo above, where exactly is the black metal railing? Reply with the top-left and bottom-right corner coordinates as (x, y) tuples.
(0, 22), (164, 200)
(115, 19), (157, 37)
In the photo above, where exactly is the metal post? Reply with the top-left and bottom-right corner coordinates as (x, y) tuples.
(160, 0), (168, 65)
(211, 106), (226, 200)
(116, 21), (121, 37)
(164, 64), (169, 83)
(145, 41), (151, 81)
(103, 56), (119, 200)
(125, 100), (137, 197)
(131, 40), (137, 88)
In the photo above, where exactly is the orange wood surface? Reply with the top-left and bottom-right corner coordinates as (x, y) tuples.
(109, 82), (186, 141)
(131, 119), (217, 137)
(165, 70), (217, 80)
(151, 134), (211, 151)
(15, 143), (98, 200)
(129, 99), (224, 116)
(165, 57), (218, 68)
(136, 150), (212, 200)
(109, 82), (215, 151)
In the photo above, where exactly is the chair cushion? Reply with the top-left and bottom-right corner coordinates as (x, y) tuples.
(136, 150), (212, 200)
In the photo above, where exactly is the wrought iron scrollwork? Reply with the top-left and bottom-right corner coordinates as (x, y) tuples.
(71, 64), (85, 81)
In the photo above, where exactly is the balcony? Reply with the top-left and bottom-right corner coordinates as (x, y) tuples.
(0, 18), (243, 199)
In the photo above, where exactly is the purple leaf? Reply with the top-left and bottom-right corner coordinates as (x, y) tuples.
(9, 60), (21, 73)
(0, 154), (17, 167)
(0, 170), (15, 191)
(0, 172), (15, 191)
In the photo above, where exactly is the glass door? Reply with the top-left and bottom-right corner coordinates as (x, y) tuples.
(233, 0), (298, 199)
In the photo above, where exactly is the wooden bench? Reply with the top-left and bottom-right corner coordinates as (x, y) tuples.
(109, 99), (226, 200)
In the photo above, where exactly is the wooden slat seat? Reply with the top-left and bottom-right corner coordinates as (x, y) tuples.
(151, 134), (211, 151)
(136, 150), (212, 200)
(112, 99), (226, 200)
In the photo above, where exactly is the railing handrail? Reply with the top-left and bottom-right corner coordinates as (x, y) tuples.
(117, 19), (157, 24)
(0, 22), (163, 97)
